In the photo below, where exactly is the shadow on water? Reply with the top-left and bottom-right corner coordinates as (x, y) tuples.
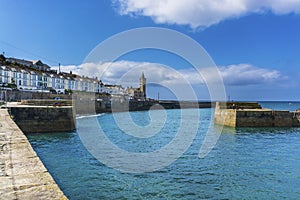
(26, 132), (81, 157)
(217, 125), (300, 135)
(27, 131), (75, 144)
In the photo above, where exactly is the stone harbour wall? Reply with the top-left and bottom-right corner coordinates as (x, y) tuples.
(8, 106), (76, 133)
(214, 104), (237, 127)
(235, 110), (295, 127)
(0, 109), (67, 199)
(214, 102), (300, 127)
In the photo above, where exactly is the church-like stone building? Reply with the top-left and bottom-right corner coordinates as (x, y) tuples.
(126, 72), (147, 101)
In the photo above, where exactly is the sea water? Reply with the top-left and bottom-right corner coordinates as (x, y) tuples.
(27, 102), (300, 199)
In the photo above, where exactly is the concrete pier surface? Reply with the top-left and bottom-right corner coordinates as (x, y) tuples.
(0, 109), (67, 199)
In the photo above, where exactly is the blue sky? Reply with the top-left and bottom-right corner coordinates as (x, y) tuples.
(1, 0), (300, 101)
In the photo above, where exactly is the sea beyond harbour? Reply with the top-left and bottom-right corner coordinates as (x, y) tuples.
(27, 102), (300, 199)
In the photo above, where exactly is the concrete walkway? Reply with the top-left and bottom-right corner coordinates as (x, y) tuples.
(0, 109), (67, 199)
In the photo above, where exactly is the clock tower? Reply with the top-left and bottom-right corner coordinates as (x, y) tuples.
(139, 72), (146, 98)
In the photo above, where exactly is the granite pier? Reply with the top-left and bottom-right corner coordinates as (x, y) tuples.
(0, 109), (67, 199)
(214, 102), (300, 127)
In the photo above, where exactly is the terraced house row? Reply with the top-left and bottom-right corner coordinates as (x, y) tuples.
(0, 56), (125, 95)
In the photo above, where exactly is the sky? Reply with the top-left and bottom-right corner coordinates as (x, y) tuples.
(1, 0), (300, 101)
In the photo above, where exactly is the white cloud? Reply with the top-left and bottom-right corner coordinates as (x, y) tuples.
(219, 63), (286, 85)
(114, 0), (300, 28)
(54, 61), (286, 87)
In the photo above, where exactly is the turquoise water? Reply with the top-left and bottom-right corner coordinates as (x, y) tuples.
(27, 102), (300, 199)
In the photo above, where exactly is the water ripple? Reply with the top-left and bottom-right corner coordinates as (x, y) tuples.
(27, 106), (300, 200)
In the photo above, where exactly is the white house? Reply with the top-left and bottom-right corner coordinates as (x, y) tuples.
(1, 57), (115, 95)
(103, 84), (125, 95)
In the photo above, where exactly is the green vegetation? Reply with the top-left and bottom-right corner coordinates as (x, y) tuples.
(0, 54), (5, 63)
(65, 89), (73, 94)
